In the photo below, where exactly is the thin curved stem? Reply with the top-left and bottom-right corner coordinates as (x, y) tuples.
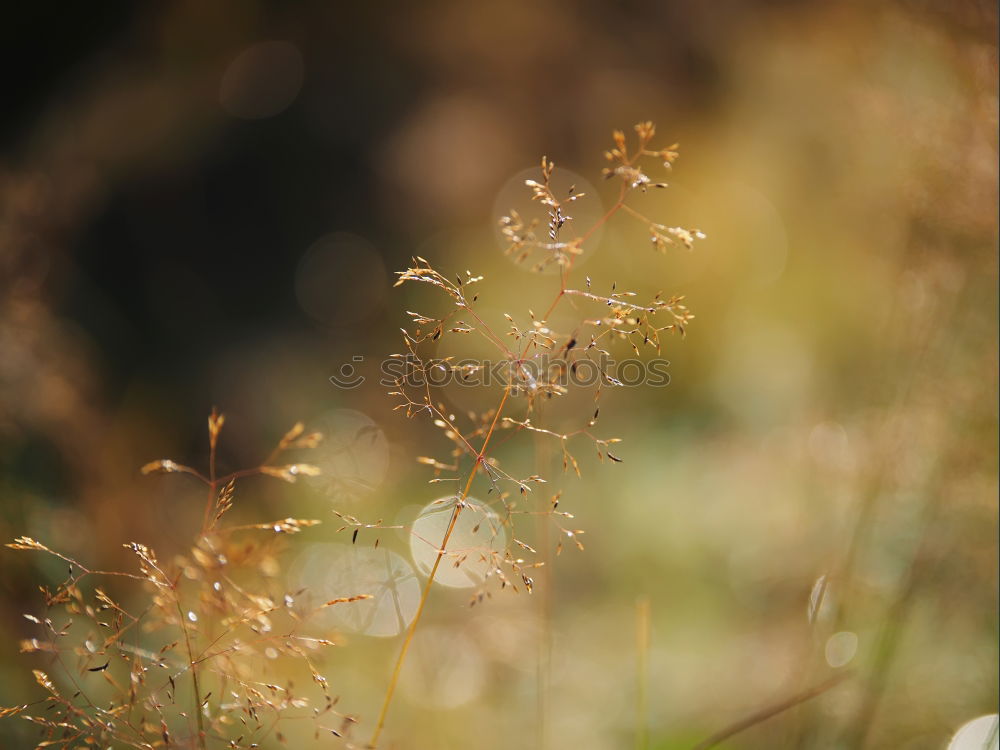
(369, 386), (513, 748)
(692, 672), (852, 750)
(175, 598), (206, 749)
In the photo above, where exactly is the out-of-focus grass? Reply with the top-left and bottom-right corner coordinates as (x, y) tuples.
(1, 1), (996, 748)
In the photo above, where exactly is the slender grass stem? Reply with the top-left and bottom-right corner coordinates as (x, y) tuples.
(692, 672), (852, 750)
(369, 386), (512, 748)
(175, 599), (206, 749)
(535, 429), (553, 750)
(635, 596), (650, 750)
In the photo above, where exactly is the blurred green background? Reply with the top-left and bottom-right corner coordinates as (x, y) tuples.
(0, 1), (996, 748)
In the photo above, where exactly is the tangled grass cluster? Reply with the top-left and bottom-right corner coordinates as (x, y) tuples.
(4, 122), (703, 749)
(5, 415), (371, 748)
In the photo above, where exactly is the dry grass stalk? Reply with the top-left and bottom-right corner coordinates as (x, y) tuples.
(5, 413), (371, 749)
(691, 671), (854, 750)
(635, 596), (651, 750)
(366, 122), (704, 747)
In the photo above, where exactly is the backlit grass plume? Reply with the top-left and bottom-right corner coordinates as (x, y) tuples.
(364, 122), (704, 747)
(5, 413), (370, 749)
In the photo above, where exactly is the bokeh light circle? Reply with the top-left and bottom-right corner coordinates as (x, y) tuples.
(948, 715), (999, 750)
(295, 232), (387, 326)
(824, 631), (858, 668)
(288, 543), (419, 637)
(409, 496), (507, 588)
(219, 41), (304, 120)
(399, 626), (487, 709)
(307, 409), (389, 502)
